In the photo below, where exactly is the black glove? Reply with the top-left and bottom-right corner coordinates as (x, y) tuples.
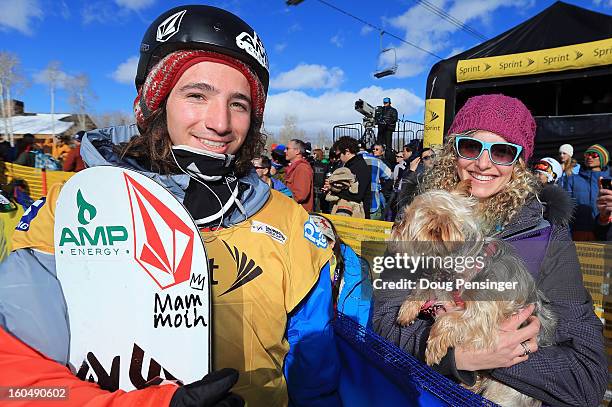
(169, 368), (244, 407)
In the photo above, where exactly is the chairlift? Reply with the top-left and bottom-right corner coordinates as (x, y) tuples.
(374, 31), (397, 79)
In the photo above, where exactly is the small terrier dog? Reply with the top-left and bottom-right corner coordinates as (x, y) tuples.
(391, 185), (556, 407)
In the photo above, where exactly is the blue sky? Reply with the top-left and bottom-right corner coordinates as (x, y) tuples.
(0, 0), (610, 140)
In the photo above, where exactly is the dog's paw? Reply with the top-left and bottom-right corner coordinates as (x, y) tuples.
(397, 300), (423, 326)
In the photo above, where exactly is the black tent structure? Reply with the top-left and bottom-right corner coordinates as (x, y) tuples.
(423, 1), (612, 162)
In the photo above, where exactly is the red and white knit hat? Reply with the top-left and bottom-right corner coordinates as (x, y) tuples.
(134, 50), (267, 131)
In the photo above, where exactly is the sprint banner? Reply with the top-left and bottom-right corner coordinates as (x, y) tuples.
(457, 37), (612, 82)
(423, 99), (446, 148)
(54, 166), (210, 391)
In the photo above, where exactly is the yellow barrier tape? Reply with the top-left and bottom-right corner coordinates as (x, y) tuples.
(457, 37), (612, 83)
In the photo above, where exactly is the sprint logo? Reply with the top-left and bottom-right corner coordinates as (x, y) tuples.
(220, 241), (263, 296)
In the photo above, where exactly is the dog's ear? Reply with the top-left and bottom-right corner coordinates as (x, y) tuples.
(452, 179), (472, 197)
(422, 211), (464, 242)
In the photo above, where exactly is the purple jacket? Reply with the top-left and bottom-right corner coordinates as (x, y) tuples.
(374, 185), (607, 406)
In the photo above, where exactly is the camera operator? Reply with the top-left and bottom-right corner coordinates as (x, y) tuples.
(375, 97), (398, 150)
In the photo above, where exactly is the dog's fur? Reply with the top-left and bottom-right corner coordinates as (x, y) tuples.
(391, 186), (556, 406)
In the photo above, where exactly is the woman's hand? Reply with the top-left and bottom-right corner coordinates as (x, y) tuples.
(454, 304), (540, 371)
(409, 157), (421, 172)
(322, 179), (331, 193)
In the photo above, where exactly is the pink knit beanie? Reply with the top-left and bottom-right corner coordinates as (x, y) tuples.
(448, 94), (536, 160)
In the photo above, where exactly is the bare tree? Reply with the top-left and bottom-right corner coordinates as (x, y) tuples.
(314, 129), (329, 149)
(0, 52), (26, 146)
(278, 114), (305, 144)
(38, 61), (66, 144)
(67, 73), (96, 131)
(92, 111), (133, 128)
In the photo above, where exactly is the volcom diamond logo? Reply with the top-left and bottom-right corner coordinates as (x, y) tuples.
(124, 173), (194, 289)
(156, 10), (187, 42)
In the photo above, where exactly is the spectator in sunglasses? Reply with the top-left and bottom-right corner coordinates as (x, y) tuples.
(564, 144), (611, 240)
(420, 148), (435, 170)
(533, 157), (562, 185)
(376, 94), (606, 407)
(252, 156), (293, 198)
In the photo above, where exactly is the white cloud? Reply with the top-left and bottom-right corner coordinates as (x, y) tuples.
(288, 23), (302, 33)
(446, 47), (465, 58)
(271, 64), (344, 90)
(361, 25), (374, 36)
(0, 0), (42, 35)
(275, 42), (288, 53)
(593, 0), (612, 7)
(115, 0), (155, 11)
(330, 33), (344, 48)
(112, 56), (139, 85)
(264, 86), (424, 138)
(387, 0), (534, 78)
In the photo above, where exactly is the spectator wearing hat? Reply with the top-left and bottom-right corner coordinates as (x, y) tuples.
(375, 97), (398, 150)
(377, 94), (606, 406)
(565, 144), (611, 240)
(62, 131), (86, 172)
(558, 144), (579, 189)
(309, 214), (372, 327)
(533, 157), (562, 185)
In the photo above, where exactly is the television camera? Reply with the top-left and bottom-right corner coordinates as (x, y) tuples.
(354, 99), (383, 146)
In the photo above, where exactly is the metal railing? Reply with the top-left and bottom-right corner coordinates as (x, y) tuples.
(333, 120), (424, 152)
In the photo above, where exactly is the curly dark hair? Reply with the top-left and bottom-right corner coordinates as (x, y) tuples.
(116, 103), (266, 177)
(331, 136), (359, 155)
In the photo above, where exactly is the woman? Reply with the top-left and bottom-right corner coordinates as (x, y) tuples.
(374, 94), (607, 406)
(310, 214), (372, 327)
(558, 143), (580, 189)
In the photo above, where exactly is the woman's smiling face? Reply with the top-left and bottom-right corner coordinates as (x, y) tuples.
(456, 131), (515, 200)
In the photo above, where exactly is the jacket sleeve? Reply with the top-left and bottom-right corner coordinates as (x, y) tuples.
(289, 166), (312, 204)
(395, 171), (420, 219)
(335, 164), (369, 204)
(337, 244), (372, 328)
(0, 249), (177, 406)
(284, 263), (340, 407)
(0, 326), (177, 406)
(372, 291), (475, 385)
(490, 225), (608, 407)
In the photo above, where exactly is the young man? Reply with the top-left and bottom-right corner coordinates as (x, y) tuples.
(565, 144), (611, 240)
(375, 97), (398, 149)
(326, 136), (371, 218)
(0, 6), (339, 407)
(284, 139), (314, 211)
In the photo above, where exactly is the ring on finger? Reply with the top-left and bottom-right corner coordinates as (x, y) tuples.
(520, 340), (531, 357)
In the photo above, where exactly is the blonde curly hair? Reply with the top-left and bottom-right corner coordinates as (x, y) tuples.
(420, 134), (539, 233)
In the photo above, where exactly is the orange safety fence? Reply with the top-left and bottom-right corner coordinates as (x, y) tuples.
(2, 162), (74, 199)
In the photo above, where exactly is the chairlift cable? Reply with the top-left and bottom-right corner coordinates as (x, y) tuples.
(315, 0), (443, 60)
(414, 0), (488, 41)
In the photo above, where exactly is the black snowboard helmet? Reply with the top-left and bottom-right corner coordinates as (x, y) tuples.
(135, 5), (269, 93)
